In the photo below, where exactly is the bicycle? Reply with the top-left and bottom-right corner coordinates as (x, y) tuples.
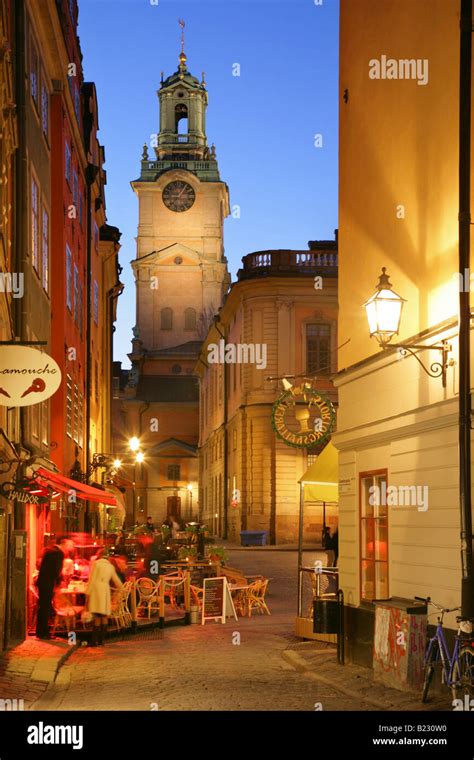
(416, 596), (474, 703)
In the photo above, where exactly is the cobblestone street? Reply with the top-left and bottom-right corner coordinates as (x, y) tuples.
(25, 549), (446, 713)
(33, 550), (371, 712)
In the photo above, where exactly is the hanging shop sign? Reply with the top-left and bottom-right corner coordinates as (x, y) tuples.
(0, 479), (51, 506)
(0, 346), (61, 406)
(271, 382), (336, 449)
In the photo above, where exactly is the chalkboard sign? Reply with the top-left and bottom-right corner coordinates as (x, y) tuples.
(202, 576), (237, 624)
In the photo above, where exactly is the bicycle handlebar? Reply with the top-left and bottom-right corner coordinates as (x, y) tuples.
(415, 596), (460, 614)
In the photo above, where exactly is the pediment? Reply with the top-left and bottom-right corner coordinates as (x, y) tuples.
(132, 243), (202, 269)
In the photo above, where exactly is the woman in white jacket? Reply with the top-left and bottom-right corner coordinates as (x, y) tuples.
(86, 550), (123, 646)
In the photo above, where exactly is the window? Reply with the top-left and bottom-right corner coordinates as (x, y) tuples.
(167, 464), (180, 481)
(306, 323), (331, 375)
(161, 307), (173, 330)
(95, 361), (99, 403)
(30, 43), (39, 105)
(66, 245), (72, 311)
(78, 392), (83, 448)
(41, 400), (49, 447)
(73, 384), (79, 444)
(78, 283), (83, 337)
(73, 264), (79, 324)
(65, 142), (71, 184)
(31, 177), (39, 272)
(307, 450), (318, 468)
(94, 222), (99, 250)
(31, 401), (39, 440)
(74, 86), (80, 122)
(93, 280), (99, 324)
(41, 207), (49, 293)
(66, 375), (73, 438)
(73, 170), (78, 209)
(360, 471), (389, 601)
(184, 307), (196, 331)
(41, 81), (49, 137)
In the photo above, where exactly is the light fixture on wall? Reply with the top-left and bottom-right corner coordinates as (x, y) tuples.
(364, 268), (452, 387)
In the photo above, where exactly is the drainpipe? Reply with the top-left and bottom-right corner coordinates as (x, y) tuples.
(458, 0), (474, 619)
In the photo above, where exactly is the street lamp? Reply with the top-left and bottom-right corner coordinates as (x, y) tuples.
(364, 268), (452, 387)
(128, 436), (140, 453)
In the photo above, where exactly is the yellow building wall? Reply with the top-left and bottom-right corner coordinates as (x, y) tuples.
(339, 0), (460, 371)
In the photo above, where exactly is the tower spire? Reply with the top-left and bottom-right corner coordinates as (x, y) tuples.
(178, 18), (187, 71)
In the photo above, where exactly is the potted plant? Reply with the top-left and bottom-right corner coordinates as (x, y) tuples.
(207, 545), (227, 564)
(178, 546), (198, 562)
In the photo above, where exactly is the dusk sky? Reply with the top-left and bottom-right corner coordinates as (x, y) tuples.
(78, 0), (339, 366)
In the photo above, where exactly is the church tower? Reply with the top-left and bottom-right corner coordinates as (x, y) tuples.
(130, 21), (230, 355)
(118, 23), (230, 527)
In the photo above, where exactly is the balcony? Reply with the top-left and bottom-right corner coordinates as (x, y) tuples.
(237, 248), (338, 281)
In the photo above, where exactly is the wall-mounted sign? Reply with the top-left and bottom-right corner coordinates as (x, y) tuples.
(0, 346), (61, 406)
(0, 480), (50, 506)
(272, 382), (335, 449)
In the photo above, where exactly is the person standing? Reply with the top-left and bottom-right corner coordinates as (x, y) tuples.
(35, 536), (74, 640)
(86, 549), (123, 646)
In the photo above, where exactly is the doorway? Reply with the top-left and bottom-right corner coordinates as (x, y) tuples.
(167, 496), (181, 519)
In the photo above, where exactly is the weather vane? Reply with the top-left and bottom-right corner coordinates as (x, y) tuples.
(178, 18), (185, 54)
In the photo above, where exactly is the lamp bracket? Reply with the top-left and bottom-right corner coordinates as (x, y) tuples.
(389, 340), (452, 387)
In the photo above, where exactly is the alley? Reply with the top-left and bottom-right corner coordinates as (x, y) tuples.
(33, 550), (370, 712)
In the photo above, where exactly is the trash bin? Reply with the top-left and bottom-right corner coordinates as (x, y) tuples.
(373, 597), (427, 691)
(313, 599), (340, 634)
(240, 530), (267, 546)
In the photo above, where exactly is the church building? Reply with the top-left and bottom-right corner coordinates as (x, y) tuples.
(113, 29), (230, 526)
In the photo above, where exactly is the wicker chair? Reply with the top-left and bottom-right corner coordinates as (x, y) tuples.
(246, 579), (271, 617)
(136, 577), (160, 619)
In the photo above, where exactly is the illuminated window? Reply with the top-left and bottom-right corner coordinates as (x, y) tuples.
(360, 471), (388, 602)
(306, 323), (331, 375)
(93, 280), (99, 324)
(73, 264), (79, 324)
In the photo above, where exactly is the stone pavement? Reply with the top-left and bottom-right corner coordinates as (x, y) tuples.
(282, 641), (450, 712)
(26, 549), (452, 712)
(0, 637), (77, 711)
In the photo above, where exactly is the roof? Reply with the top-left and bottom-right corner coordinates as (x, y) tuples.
(135, 375), (199, 402)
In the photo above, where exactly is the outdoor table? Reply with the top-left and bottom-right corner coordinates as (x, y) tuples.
(229, 583), (250, 616)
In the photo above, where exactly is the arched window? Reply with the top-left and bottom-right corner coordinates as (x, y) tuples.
(175, 103), (188, 134)
(184, 307), (196, 331)
(161, 307), (173, 330)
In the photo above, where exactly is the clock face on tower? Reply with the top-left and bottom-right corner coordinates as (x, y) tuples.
(162, 181), (196, 213)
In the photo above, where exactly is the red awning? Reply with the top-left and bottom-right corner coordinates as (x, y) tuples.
(35, 467), (118, 506)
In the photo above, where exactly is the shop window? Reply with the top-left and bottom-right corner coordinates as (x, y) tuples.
(306, 323), (331, 375)
(360, 471), (389, 601)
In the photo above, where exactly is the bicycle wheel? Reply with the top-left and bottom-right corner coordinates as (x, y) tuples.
(451, 646), (474, 701)
(422, 641), (439, 703)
